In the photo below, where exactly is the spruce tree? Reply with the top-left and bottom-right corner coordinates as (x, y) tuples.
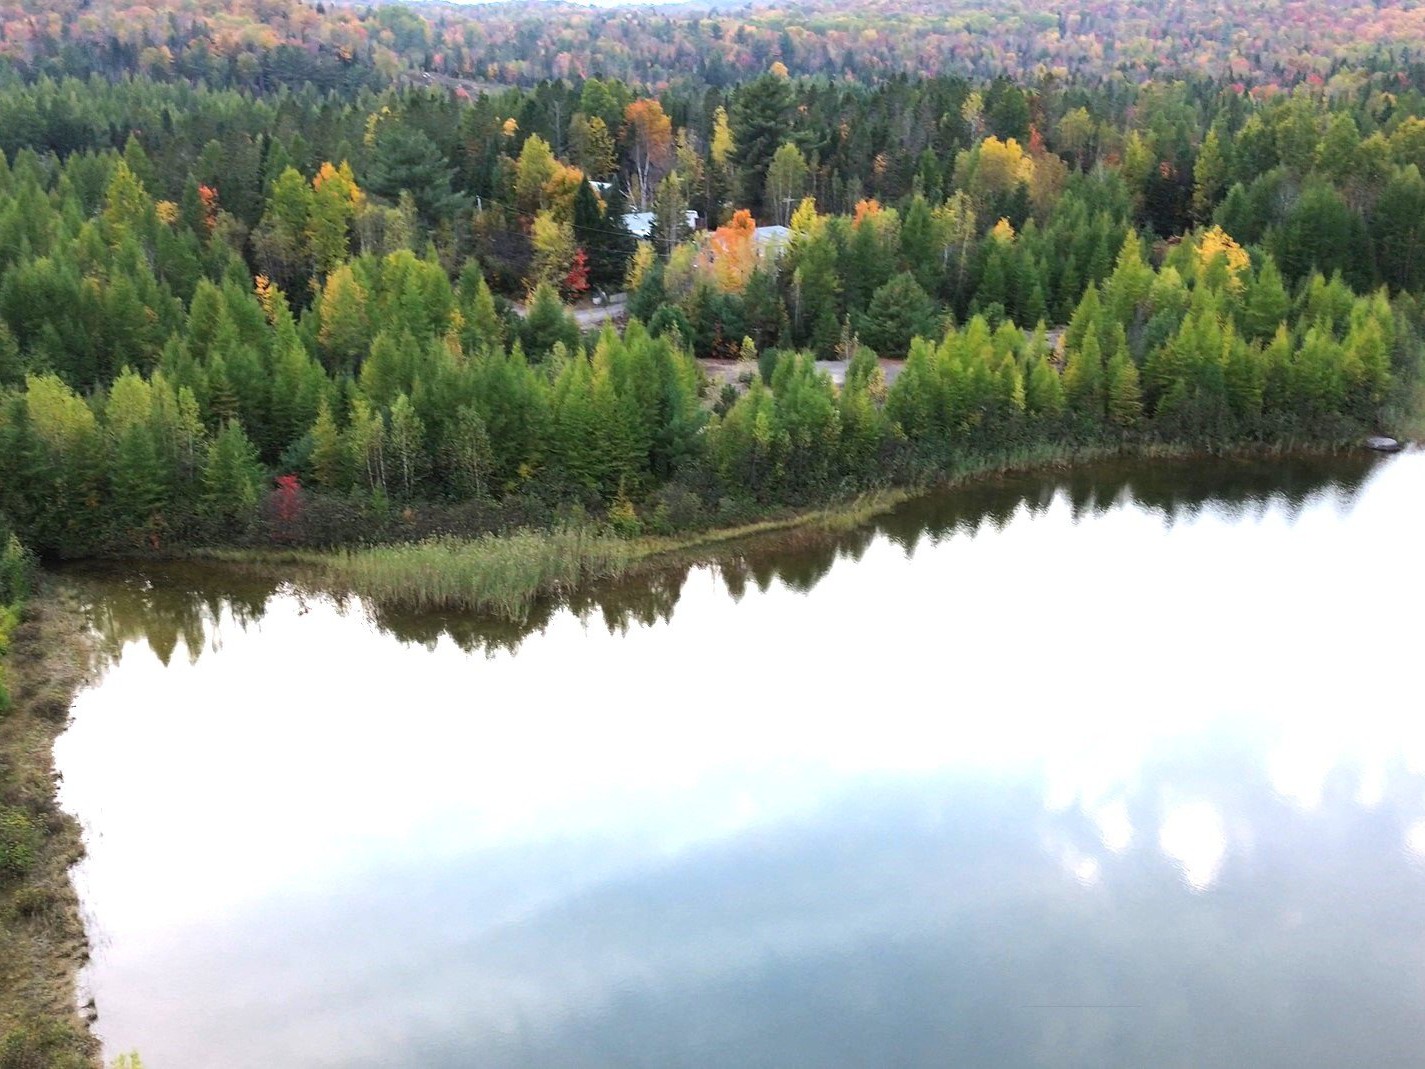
(1105, 343), (1144, 432)
(203, 421), (265, 526)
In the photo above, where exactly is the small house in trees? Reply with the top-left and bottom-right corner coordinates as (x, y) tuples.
(622, 210), (699, 238)
(753, 225), (791, 258)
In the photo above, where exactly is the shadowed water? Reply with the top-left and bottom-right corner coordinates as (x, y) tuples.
(57, 451), (1424, 1068)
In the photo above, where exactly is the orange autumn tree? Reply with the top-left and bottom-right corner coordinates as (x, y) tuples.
(853, 198), (883, 225)
(704, 209), (758, 293)
(197, 184), (220, 233)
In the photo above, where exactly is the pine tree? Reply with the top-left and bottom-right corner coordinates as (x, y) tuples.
(731, 74), (795, 217)
(203, 420), (264, 526)
(1223, 335), (1267, 435)
(1026, 354), (1066, 422)
(252, 167), (314, 293)
(1192, 129), (1227, 223)
(1105, 343), (1143, 432)
(574, 179), (634, 290)
(0, 321), (24, 387)
(550, 353), (601, 491)
(101, 161), (153, 252)
(521, 283), (580, 359)
(309, 400), (348, 492)
(365, 122), (465, 226)
(859, 273), (939, 359)
(1063, 332), (1105, 427)
(459, 268), (505, 354)
(1240, 256), (1290, 341)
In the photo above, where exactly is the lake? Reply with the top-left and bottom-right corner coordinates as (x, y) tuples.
(57, 450), (1424, 1067)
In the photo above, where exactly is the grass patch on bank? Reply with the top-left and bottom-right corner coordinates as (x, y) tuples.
(309, 490), (911, 619)
(0, 585), (98, 1068)
(193, 489), (912, 620)
(322, 527), (638, 619)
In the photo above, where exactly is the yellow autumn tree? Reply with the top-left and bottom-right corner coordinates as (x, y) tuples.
(955, 136), (1035, 215)
(625, 241), (656, 292)
(789, 195), (822, 237)
(710, 106), (736, 172)
(514, 135), (558, 216)
(624, 99), (673, 211)
(530, 210), (576, 290)
(317, 264), (370, 372)
(254, 274), (279, 323)
(1196, 225), (1250, 292)
(542, 163), (587, 223)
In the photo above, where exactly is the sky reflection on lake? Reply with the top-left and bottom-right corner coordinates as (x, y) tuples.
(58, 451), (1425, 1068)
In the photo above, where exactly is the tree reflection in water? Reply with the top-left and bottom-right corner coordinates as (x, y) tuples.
(71, 451), (1382, 666)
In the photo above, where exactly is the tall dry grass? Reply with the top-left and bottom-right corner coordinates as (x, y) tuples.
(321, 527), (637, 619)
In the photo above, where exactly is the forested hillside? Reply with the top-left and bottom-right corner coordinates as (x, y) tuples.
(10, 0), (1425, 89)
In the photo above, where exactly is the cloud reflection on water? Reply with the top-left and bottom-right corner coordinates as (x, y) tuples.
(56, 450), (1425, 1068)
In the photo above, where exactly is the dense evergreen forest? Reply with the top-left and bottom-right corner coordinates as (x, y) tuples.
(0, 2), (1420, 563)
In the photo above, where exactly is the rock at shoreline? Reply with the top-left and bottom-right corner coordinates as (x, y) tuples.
(1365, 436), (1403, 452)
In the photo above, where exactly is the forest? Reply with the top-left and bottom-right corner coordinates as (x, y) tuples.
(0, 45), (1420, 560)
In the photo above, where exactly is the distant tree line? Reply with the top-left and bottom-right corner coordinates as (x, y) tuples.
(11, 0), (1425, 92)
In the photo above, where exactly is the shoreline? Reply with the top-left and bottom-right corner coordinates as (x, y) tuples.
(0, 435), (1398, 1065)
(182, 438), (1378, 619)
(0, 582), (100, 1068)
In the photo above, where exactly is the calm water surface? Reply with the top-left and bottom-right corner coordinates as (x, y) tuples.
(57, 452), (1425, 1068)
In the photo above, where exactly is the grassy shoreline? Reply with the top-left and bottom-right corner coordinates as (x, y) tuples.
(0, 582), (99, 1069)
(191, 438), (1371, 620)
(194, 487), (913, 620)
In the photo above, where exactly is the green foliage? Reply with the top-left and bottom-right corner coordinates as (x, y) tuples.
(0, 807), (39, 882)
(731, 74), (795, 217)
(0, 1020), (92, 1069)
(0, 533), (32, 607)
(520, 284), (580, 360)
(203, 421), (264, 526)
(364, 121), (464, 226)
(859, 273), (940, 359)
